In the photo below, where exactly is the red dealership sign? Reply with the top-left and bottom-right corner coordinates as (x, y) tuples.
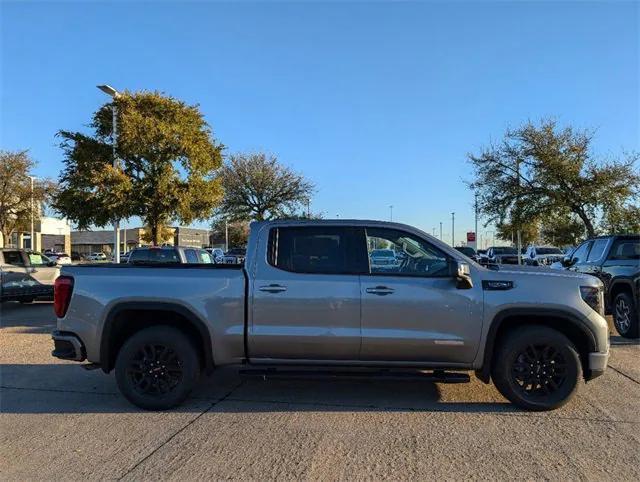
(467, 232), (476, 242)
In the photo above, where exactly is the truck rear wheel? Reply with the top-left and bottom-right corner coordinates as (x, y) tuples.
(613, 292), (639, 339)
(115, 326), (200, 410)
(491, 326), (581, 411)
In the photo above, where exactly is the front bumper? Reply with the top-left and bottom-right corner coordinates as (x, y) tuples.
(51, 330), (86, 361)
(587, 350), (610, 380)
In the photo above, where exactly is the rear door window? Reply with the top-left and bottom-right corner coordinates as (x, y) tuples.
(268, 226), (366, 274)
(184, 249), (199, 264)
(608, 238), (640, 260)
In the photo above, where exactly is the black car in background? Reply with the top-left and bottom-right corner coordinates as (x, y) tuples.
(561, 234), (639, 338)
(454, 246), (479, 262)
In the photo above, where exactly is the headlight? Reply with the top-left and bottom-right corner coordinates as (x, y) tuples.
(580, 286), (603, 315)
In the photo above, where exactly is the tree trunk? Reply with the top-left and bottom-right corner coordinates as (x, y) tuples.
(0, 227), (12, 248)
(573, 207), (596, 238)
(151, 223), (159, 246)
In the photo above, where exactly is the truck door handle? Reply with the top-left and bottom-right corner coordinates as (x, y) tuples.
(366, 286), (395, 295)
(259, 284), (287, 293)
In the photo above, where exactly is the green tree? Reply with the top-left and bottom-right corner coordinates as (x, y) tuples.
(0, 150), (56, 247)
(216, 152), (314, 222)
(496, 218), (540, 246)
(211, 219), (250, 248)
(54, 91), (224, 245)
(539, 211), (586, 246)
(469, 119), (640, 238)
(601, 203), (640, 234)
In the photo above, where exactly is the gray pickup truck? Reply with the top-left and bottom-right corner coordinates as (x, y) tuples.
(52, 220), (610, 411)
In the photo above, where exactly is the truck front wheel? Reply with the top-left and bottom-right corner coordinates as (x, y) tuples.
(491, 326), (581, 411)
(115, 326), (200, 410)
(613, 292), (639, 339)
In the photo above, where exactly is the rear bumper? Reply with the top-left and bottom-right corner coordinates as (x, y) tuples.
(51, 330), (86, 362)
(586, 350), (609, 380)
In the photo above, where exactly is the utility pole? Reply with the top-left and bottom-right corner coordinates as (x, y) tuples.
(306, 198), (310, 218)
(515, 157), (522, 265)
(224, 218), (229, 252)
(474, 192), (478, 250)
(451, 212), (455, 246)
(439, 222), (443, 240)
(29, 176), (35, 251)
(97, 84), (121, 263)
(389, 205), (393, 222)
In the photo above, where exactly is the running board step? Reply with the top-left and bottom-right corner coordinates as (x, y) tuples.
(239, 368), (470, 383)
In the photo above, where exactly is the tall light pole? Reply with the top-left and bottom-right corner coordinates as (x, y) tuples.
(439, 222), (443, 240)
(389, 205), (393, 222)
(224, 218), (229, 252)
(29, 176), (35, 251)
(474, 192), (479, 250)
(97, 84), (121, 263)
(451, 212), (455, 246)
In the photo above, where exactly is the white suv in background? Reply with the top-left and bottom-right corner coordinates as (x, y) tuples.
(524, 245), (565, 266)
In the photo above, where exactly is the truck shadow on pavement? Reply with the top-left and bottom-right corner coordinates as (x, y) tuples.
(0, 364), (519, 415)
(0, 301), (56, 334)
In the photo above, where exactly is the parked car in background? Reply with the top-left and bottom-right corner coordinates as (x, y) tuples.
(455, 246), (479, 262)
(86, 252), (107, 261)
(369, 248), (398, 270)
(558, 234), (639, 338)
(524, 246), (564, 266)
(1, 249), (60, 302)
(52, 219), (610, 411)
(128, 246), (214, 265)
(119, 252), (131, 264)
(222, 247), (246, 264)
(476, 249), (488, 264)
(71, 251), (83, 262)
(206, 247), (225, 263)
(47, 252), (73, 265)
(485, 246), (521, 265)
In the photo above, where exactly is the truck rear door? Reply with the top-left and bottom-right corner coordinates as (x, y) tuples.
(248, 225), (365, 361)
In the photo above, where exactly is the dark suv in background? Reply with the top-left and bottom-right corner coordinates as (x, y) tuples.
(560, 234), (639, 338)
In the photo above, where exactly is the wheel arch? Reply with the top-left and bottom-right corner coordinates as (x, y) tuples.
(476, 308), (597, 384)
(609, 280), (636, 307)
(100, 302), (214, 375)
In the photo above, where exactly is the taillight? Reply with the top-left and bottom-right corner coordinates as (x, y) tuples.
(54, 276), (74, 318)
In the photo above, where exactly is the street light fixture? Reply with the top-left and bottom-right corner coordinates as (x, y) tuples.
(97, 84), (122, 263)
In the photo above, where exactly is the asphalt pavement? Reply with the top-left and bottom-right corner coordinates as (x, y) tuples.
(1, 302), (638, 480)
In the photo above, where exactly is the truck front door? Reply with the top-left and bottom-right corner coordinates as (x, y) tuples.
(249, 225), (365, 361)
(359, 227), (483, 364)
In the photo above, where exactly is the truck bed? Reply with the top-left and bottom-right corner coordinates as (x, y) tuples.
(58, 263), (247, 366)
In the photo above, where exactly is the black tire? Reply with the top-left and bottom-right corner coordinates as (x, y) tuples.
(613, 292), (639, 339)
(492, 326), (581, 411)
(115, 326), (200, 410)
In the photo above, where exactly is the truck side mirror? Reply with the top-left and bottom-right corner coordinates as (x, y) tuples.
(561, 256), (573, 267)
(452, 261), (473, 289)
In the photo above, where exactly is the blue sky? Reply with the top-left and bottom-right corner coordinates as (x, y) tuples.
(1, 1), (638, 246)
